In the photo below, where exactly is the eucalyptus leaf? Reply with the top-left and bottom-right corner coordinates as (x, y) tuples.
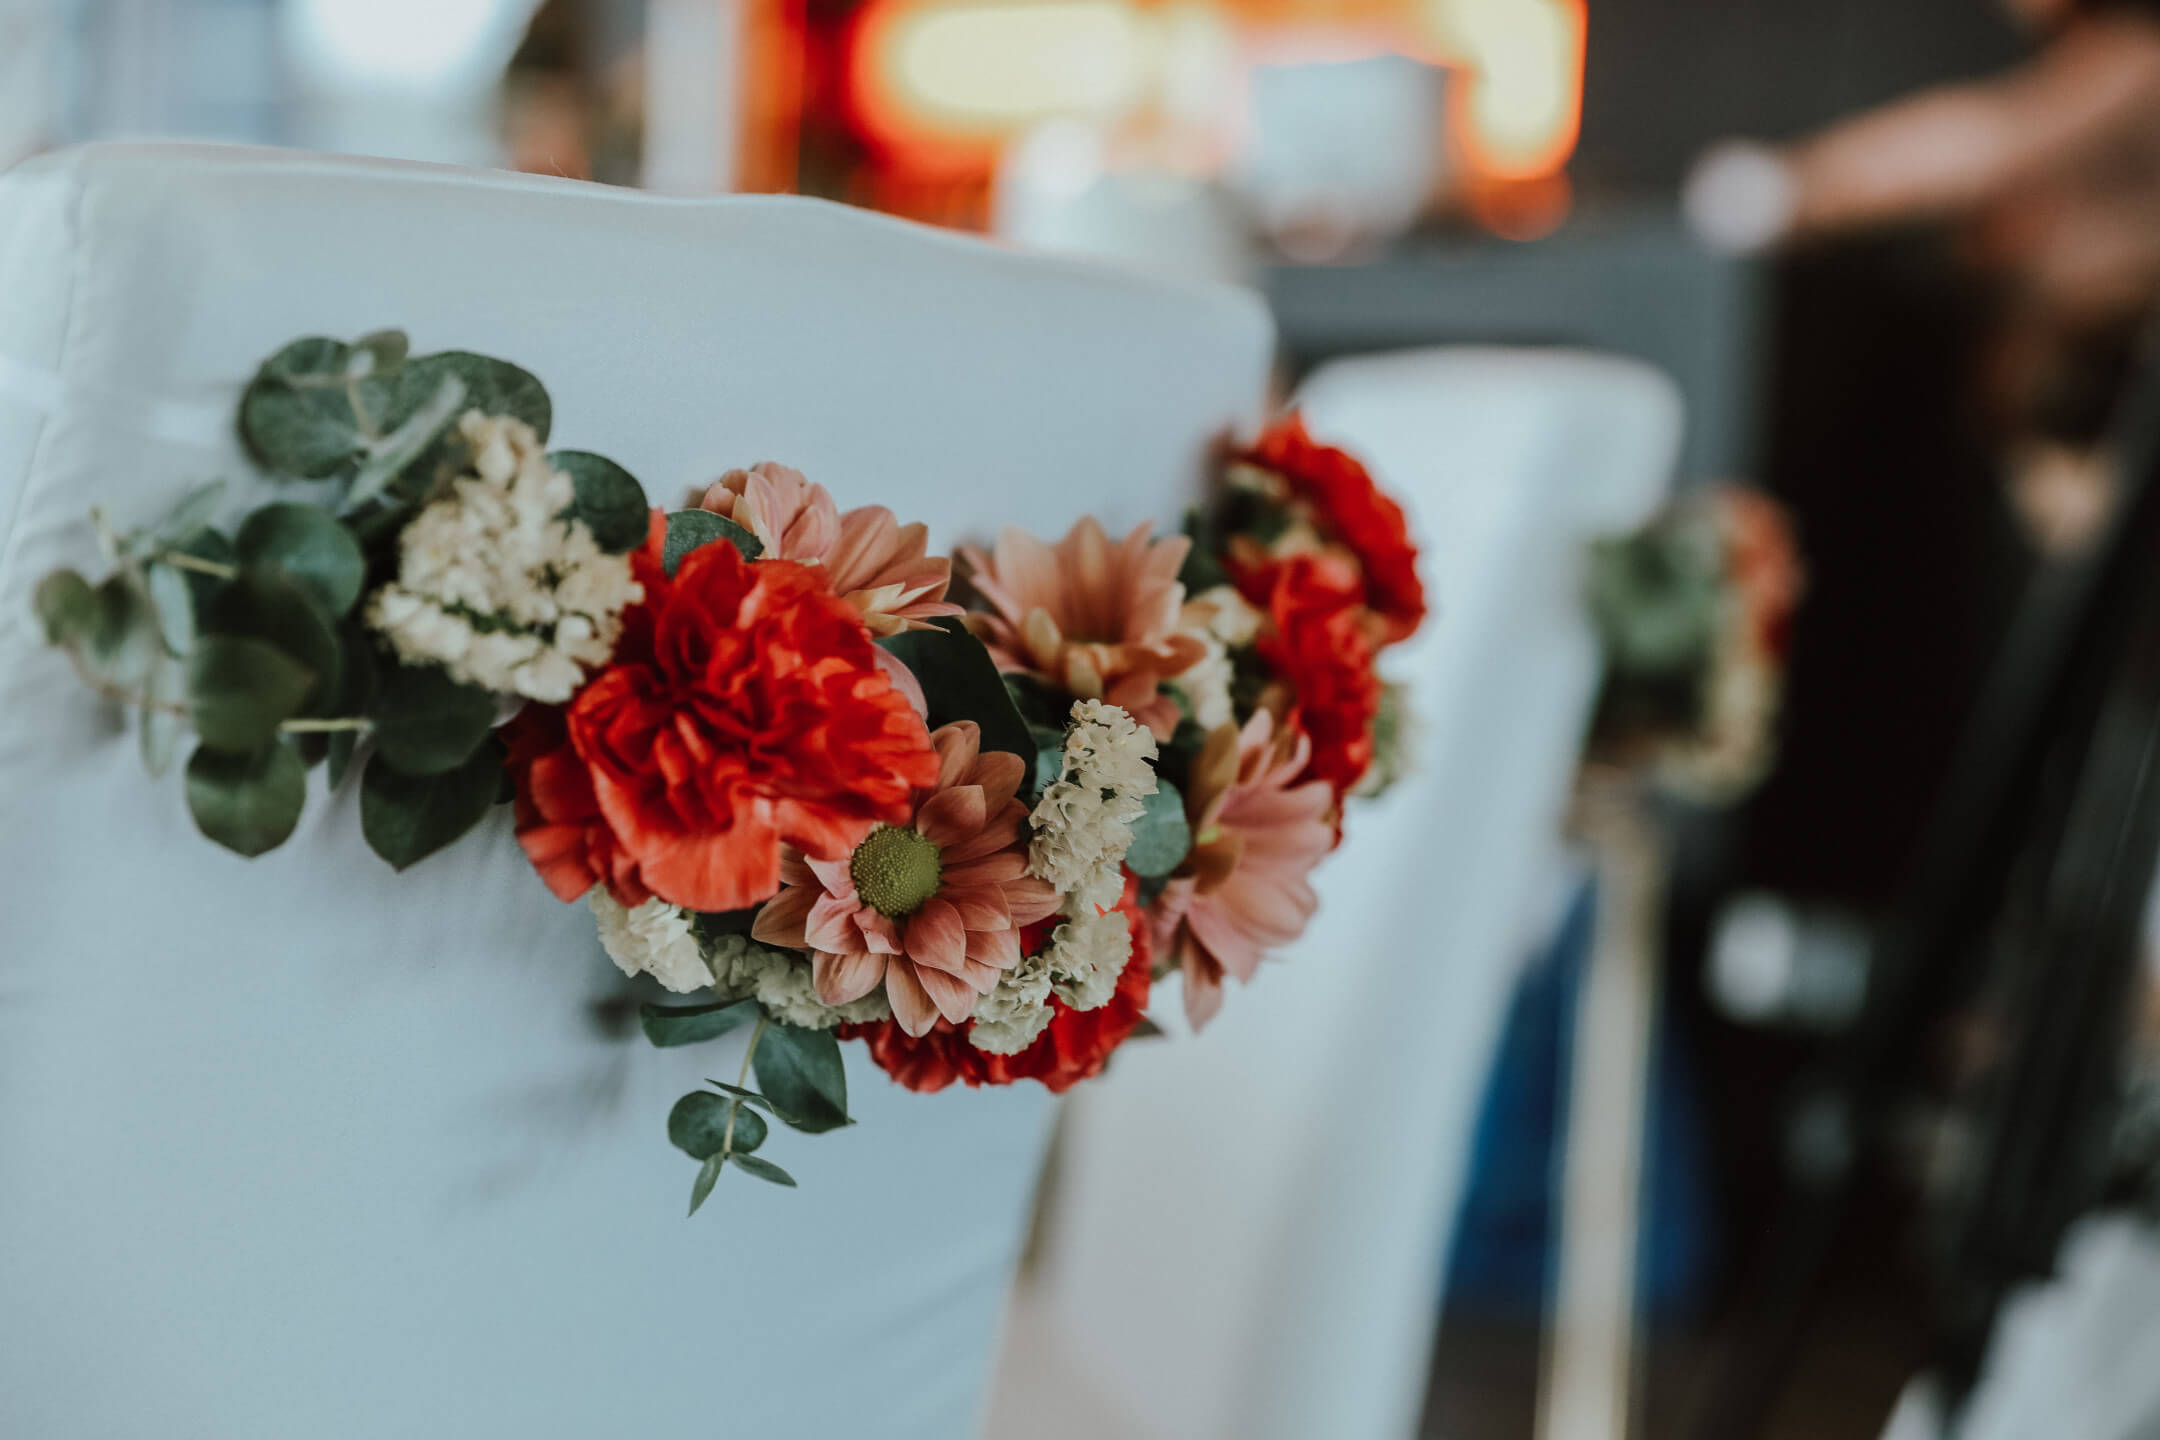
(204, 571), (343, 717)
(667, 1091), (767, 1160)
(84, 574), (159, 689)
(352, 329), (410, 375)
(703, 1081), (779, 1116)
(344, 373), (466, 513)
(369, 661), (496, 776)
(687, 1154), (723, 1216)
(326, 730), (359, 790)
(154, 480), (227, 542)
(728, 1154), (797, 1188)
(358, 740), (501, 870)
(239, 337), (365, 478)
(1122, 778), (1192, 879)
(640, 998), (760, 1049)
(389, 352), (550, 441)
(168, 527), (236, 614)
(145, 561), (196, 656)
(185, 742), (306, 856)
(185, 635), (314, 752)
(752, 1024), (850, 1134)
(876, 618), (1033, 763)
(234, 503), (367, 618)
(552, 451), (651, 554)
(33, 569), (95, 647)
(663, 509), (760, 575)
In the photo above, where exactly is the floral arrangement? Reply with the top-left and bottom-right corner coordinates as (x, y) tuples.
(34, 335), (1424, 1211)
(1583, 485), (1803, 802)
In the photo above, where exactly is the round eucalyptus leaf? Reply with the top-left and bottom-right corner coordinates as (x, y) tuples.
(185, 741), (307, 857)
(389, 352), (550, 442)
(667, 1091), (767, 1161)
(352, 330), (410, 376)
(240, 337), (364, 478)
(358, 739), (501, 871)
(551, 451), (651, 554)
(876, 619), (1033, 763)
(751, 1025), (850, 1134)
(727, 1153), (797, 1188)
(154, 479), (228, 543)
(369, 661), (497, 776)
(186, 635), (317, 752)
(83, 575), (161, 691)
(33, 568), (95, 647)
(662, 508), (760, 575)
(234, 503), (367, 619)
(145, 561), (196, 657)
(205, 571), (344, 717)
(1122, 778), (1192, 879)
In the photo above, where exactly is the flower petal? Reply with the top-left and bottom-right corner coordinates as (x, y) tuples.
(883, 961), (940, 1036)
(902, 896), (968, 974)
(805, 890), (864, 953)
(912, 963), (981, 1025)
(750, 885), (817, 948)
(917, 784), (987, 848)
(814, 947), (886, 1007)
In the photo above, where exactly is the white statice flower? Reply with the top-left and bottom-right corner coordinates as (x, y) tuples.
(1027, 699), (1159, 915)
(707, 933), (892, 1030)
(366, 411), (641, 703)
(589, 891), (712, 994)
(1169, 585), (1264, 732)
(1042, 904), (1132, 1013)
(968, 952), (1055, 1055)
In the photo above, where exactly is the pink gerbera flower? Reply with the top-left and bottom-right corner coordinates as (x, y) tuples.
(959, 517), (1207, 740)
(751, 721), (1061, 1036)
(1150, 709), (1336, 1028)
(699, 463), (964, 636)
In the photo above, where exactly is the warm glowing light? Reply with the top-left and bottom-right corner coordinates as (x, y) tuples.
(882, 1), (1143, 132)
(1423, 0), (1583, 180)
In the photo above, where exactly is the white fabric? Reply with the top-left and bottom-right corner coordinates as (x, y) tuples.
(0, 143), (1271, 1440)
(994, 348), (1681, 1440)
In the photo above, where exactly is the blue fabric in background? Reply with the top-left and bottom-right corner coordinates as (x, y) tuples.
(1443, 870), (1716, 1324)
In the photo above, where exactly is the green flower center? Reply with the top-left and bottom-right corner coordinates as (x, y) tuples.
(850, 824), (943, 918)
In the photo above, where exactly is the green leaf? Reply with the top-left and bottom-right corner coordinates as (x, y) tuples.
(640, 998), (761, 1049)
(185, 742), (307, 856)
(154, 480), (227, 542)
(186, 635), (316, 752)
(728, 1153), (797, 1187)
(387, 352), (550, 442)
(359, 739), (501, 870)
(552, 451), (652, 554)
(168, 527), (236, 612)
(240, 337), (365, 478)
(663, 508), (761, 575)
(204, 571), (344, 717)
(667, 1091), (768, 1160)
(352, 329), (410, 375)
(1122, 778), (1191, 879)
(145, 561), (196, 656)
(83, 575), (159, 690)
(752, 1024), (850, 1134)
(234, 503), (367, 619)
(687, 1154), (723, 1216)
(703, 1081), (779, 1116)
(369, 661), (496, 776)
(344, 373), (465, 513)
(877, 618), (1034, 763)
(33, 568), (96, 647)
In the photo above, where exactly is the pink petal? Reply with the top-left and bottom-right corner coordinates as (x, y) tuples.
(966, 751), (1027, 817)
(1003, 878), (1064, 927)
(805, 853), (856, 899)
(912, 963), (981, 1025)
(932, 723), (982, 791)
(813, 947), (886, 1007)
(916, 785), (987, 848)
(939, 811), (1024, 865)
(884, 962), (940, 1037)
(941, 849), (1028, 885)
(876, 647), (928, 718)
(941, 883), (1011, 931)
(750, 886), (816, 949)
(964, 925), (1022, 970)
(804, 891), (863, 953)
(903, 896), (969, 974)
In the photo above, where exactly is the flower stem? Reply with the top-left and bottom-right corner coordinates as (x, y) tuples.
(153, 549), (240, 580)
(278, 717), (372, 733)
(61, 646), (371, 736)
(721, 1018), (767, 1161)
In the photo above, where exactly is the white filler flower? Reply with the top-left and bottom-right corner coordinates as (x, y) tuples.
(368, 411), (641, 702)
(590, 892), (711, 994)
(1027, 699), (1159, 916)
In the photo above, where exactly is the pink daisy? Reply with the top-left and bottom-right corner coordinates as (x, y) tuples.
(959, 517), (1207, 740)
(1150, 709), (1336, 1028)
(699, 463), (964, 636)
(751, 721), (1061, 1036)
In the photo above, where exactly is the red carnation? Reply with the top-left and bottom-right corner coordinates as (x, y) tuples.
(1235, 550), (1382, 798)
(1242, 412), (1426, 644)
(843, 873), (1156, 1094)
(507, 526), (939, 913)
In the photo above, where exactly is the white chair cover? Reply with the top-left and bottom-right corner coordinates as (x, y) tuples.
(993, 348), (1681, 1440)
(0, 143), (1270, 1440)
